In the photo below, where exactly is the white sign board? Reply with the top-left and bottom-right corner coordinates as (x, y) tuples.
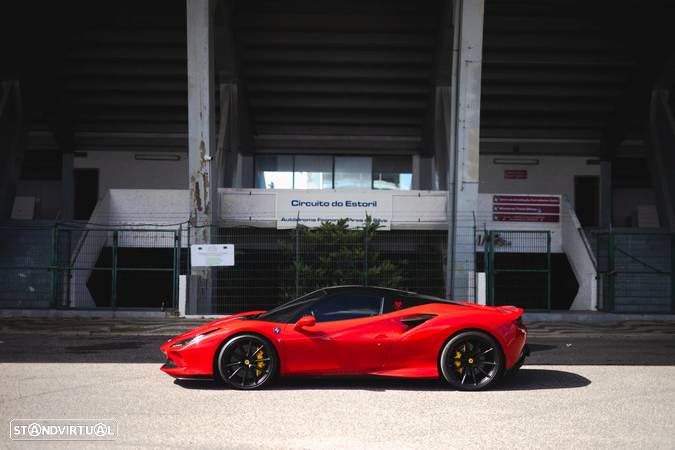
(190, 244), (234, 267)
(11, 196), (35, 220)
(275, 190), (393, 230)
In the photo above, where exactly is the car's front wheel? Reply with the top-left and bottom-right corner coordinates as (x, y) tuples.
(439, 331), (504, 391)
(216, 334), (277, 390)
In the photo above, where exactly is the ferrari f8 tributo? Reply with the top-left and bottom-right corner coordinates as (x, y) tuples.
(160, 286), (528, 391)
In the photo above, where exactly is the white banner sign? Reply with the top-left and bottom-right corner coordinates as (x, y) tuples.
(276, 190), (393, 230)
(190, 244), (234, 267)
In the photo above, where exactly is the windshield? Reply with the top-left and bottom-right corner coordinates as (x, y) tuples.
(256, 289), (325, 323)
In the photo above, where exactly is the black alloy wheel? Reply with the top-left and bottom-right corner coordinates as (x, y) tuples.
(439, 331), (503, 391)
(217, 334), (277, 390)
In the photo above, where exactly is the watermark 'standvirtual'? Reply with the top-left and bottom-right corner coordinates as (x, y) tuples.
(9, 419), (118, 441)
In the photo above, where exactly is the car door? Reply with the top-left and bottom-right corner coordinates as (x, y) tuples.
(282, 292), (393, 375)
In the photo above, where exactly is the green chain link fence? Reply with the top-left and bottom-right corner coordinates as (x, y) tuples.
(0, 224), (182, 310)
(9, 223), (668, 314)
(484, 229), (551, 310)
(594, 231), (674, 313)
(186, 220), (449, 315)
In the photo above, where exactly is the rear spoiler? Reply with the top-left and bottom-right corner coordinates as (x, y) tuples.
(497, 305), (524, 318)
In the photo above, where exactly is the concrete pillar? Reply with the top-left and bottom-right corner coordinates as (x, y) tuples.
(0, 81), (30, 221)
(218, 83), (240, 191)
(647, 89), (675, 231)
(446, 0), (484, 301)
(413, 154), (434, 190)
(187, 0), (216, 243)
(420, 156), (434, 190)
(239, 154), (254, 188)
(61, 151), (74, 221)
(599, 160), (612, 228)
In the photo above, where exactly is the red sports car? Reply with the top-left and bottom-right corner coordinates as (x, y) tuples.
(160, 286), (528, 391)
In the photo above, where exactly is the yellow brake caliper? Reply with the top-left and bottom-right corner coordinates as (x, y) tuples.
(454, 344), (466, 374)
(255, 350), (265, 377)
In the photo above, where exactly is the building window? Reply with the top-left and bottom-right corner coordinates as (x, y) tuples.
(255, 155), (293, 189)
(372, 156), (412, 190)
(335, 156), (372, 189)
(254, 154), (413, 190)
(294, 155), (333, 189)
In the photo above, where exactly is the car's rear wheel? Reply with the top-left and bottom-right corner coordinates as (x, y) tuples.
(216, 334), (277, 390)
(439, 331), (503, 391)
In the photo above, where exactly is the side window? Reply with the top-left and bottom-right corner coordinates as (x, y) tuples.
(305, 294), (383, 323)
(257, 297), (321, 323)
(383, 296), (433, 314)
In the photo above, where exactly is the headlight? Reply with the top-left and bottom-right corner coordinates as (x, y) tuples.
(170, 328), (219, 348)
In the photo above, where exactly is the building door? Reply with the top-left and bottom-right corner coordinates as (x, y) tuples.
(73, 169), (99, 220)
(574, 176), (599, 227)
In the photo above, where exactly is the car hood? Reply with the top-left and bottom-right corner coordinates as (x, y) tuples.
(162, 310), (266, 349)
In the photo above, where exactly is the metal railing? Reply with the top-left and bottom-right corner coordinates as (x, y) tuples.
(483, 229), (552, 310)
(0, 223), (182, 310)
(186, 222), (449, 314)
(594, 230), (674, 313)
(0, 220), (448, 313)
(10, 222), (669, 314)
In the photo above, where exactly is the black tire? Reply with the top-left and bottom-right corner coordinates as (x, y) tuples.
(439, 331), (504, 391)
(216, 334), (278, 390)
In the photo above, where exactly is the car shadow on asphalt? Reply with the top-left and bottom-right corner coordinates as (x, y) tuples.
(173, 368), (590, 392)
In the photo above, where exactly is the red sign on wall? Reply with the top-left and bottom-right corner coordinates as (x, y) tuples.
(493, 195), (560, 205)
(492, 195), (560, 223)
(493, 214), (559, 223)
(493, 205), (560, 214)
(504, 170), (528, 179)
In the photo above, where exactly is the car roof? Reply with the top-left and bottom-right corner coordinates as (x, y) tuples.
(322, 285), (452, 302)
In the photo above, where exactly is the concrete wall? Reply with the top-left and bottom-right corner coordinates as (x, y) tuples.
(218, 188), (449, 230)
(70, 189), (190, 307)
(479, 154), (659, 227)
(15, 180), (62, 219)
(613, 188), (656, 227)
(479, 155), (599, 208)
(74, 151), (188, 200)
(10, 150), (658, 226)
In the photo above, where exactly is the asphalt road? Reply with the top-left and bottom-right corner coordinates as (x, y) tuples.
(1, 333), (674, 449)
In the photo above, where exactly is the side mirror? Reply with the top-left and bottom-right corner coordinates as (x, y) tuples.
(294, 315), (316, 330)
